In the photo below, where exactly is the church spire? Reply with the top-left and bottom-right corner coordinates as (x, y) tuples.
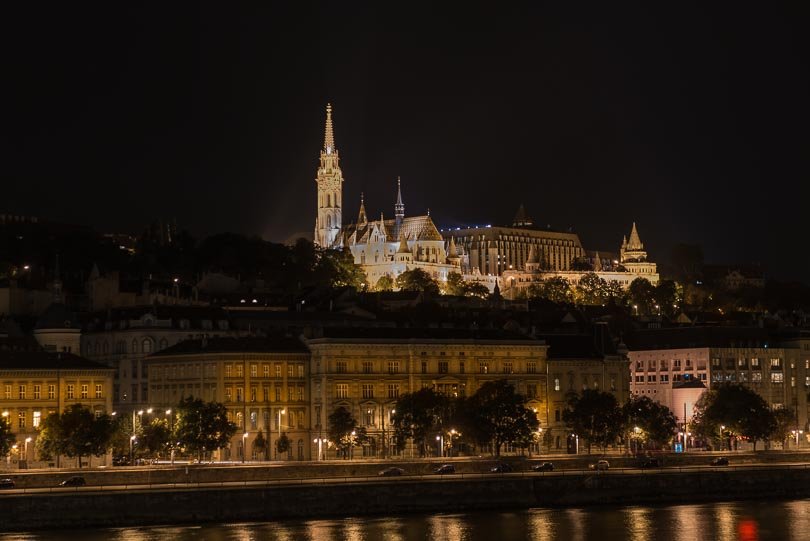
(627, 222), (643, 250)
(395, 176), (405, 221)
(324, 103), (335, 153)
(357, 193), (367, 226)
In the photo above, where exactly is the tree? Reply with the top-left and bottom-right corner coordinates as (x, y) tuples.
(465, 282), (491, 299)
(36, 405), (116, 468)
(772, 408), (796, 449)
(0, 416), (14, 458)
(542, 277), (573, 304)
(375, 274), (394, 292)
(174, 397), (237, 461)
(691, 384), (776, 451)
(391, 388), (451, 457)
(318, 247), (367, 290)
(563, 389), (623, 454)
(275, 432), (291, 458)
(328, 406), (359, 459)
(253, 429), (268, 460)
(628, 277), (655, 314)
(140, 418), (172, 458)
(461, 380), (539, 457)
(653, 280), (680, 315)
(575, 273), (608, 305)
(395, 268), (440, 295)
(444, 272), (465, 296)
(622, 396), (678, 452)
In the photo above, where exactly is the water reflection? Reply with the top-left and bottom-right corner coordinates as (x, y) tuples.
(2, 499), (808, 541)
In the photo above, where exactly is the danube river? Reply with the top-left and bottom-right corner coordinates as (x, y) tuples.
(2, 499), (807, 541)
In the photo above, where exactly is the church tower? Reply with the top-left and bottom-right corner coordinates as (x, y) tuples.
(314, 103), (343, 247)
(395, 176), (405, 227)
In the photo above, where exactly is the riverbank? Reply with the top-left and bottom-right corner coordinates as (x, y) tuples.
(2, 465), (810, 531)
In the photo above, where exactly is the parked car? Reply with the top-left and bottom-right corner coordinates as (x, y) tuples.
(532, 462), (554, 472)
(489, 462), (513, 473)
(378, 467), (404, 477)
(0, 478), (15, 489)
(589, 460), (610, 471)
(434, 464), (456, 474)
(59, 476), (86, 487)
(710, 457), (729, 466)
(112, 455), (130, 466)
(639, 457), (662, 468)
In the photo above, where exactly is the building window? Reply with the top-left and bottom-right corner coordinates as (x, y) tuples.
(336, 361), (347, 374)
(4, 385), (10, 399)
(554, 378), (560, 391)
(297, 386), (304, 401)
(771, 373), (784, 384)
(751, 372), (762, 383)
(225, 388), (232, 401)
(387, 361), (400, 374)
(18, 412), (25, 429)
(95, 384), (102, 398)
(33, 385), (41, 399)
(142, 339), (152, 354)
(770, 358), (782, 370)
(421, 361), (428, 374)
(479, 362), (489, 374)
(503, 362), (513, 374)
(263, 364), (270, 377)
(236, 387), (243, 402)
(263, 387), (270, 402)
(80, 385), (88, 399)
(362, 361), (373, 374)
(251, 387), (257, 402)
(527, 362), (536, 374)
(48, 385), (55, 399)
(67, 385), (75, 399)
(33, 411), (41, 428)
(288, 365), (294, 378)
(387, 384), (400, 399)
(438, 361), (448, 374)
(526, 384), (537, 398)
(275, 364), (282, 378)
(336, 384), (349, 399)
(225, 364), (232, 377)
(250, 410), (258, 429)
(250, 364), (258, 377)
(18, 385), (26, 400)
(738, 358), (748, 369)
(362, 384), (374, 399)
(751, 358), (760, 369)
(297, 365), (304, 378)
(791, 376), (796, 387)
(236, 364), (244, 377)
(236, 412), (243, 429)
(459, 361), (465, 374)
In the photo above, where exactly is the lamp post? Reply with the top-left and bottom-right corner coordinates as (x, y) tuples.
(130, 435), (136, 464)
(720, 425), (725, 451)
(165, 409), (175, 464)
(277, 408), (285, 460)
(314, 437), (326, 461)
(242, 432), (248, 463)
(436, 434), (443, 458)
(24, 437), (32, 465)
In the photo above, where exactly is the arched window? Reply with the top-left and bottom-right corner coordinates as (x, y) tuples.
(142, 338), (153, 354)
(297, 439), (304, 460)
(132, 339), (138, 354)
(327, 215), (331, 229)
(298, 411), (305, 428)
(327, 193), (331, 207)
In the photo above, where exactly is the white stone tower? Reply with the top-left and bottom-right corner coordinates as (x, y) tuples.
(314, 103), (343, 247)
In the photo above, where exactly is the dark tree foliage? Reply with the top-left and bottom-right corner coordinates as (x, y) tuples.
(622, 395), (678, 450)
(460, 380), (539, 457)
(691, 384), (776, 451)
(174, 397), (237, 461)
(253, 429), (268, 459)
(391, 388), (452, 457)
(275, 432), (291, 457)
(328, 406), (359, 459)
(140, 418), (172, 458)
(395, 268), (440, 295)
(36, 405), (116, 468)
(563, 389), (623, 454)
(0, 417), (15, 458)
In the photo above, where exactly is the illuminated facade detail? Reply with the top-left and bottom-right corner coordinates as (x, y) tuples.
(311, 105), (458, 286)
(314, 103), (343, 248)
(498, 221), (660, 298)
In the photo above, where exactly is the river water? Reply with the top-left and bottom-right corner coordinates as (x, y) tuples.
(1, 499), (807, 541)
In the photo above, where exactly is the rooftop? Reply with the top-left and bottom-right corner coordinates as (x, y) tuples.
(150, 336), (309, 357)
(0, 351), (112, 371)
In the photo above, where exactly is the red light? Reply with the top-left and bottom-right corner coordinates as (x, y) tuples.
(737, 519), (758, 541)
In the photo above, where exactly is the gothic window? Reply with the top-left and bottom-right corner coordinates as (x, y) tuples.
(327, 194), (331, 207)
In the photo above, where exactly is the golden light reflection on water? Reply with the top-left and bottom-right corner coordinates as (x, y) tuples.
(527, 509), (555, 541)
(786, 499), (810, 541)
(671, 504), (704, 541)
(564, 508), (586, 541)
(624, 507), (652, 541)
(427, 514), (467, 541)
(713, 502), (738, 541)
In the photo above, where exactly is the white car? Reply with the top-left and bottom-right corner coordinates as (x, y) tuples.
(589, 459), (610, 471)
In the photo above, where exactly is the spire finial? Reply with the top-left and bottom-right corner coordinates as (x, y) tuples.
(324, 103), (335, 153)
(395, 177), (404, 219)
(357, 192), (367, 225)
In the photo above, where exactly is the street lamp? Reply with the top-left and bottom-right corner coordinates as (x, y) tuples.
(242, 432), (249, 463)
(314, 437), (327, 461)
(130, 435), (137, 464)
(436, 434), (443, 458)
(24, 437), (32, 464)
(720, 425), (726, 451)
(277, 409), (285, 460)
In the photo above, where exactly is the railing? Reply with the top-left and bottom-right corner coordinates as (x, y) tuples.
(3, 462), (810, 495)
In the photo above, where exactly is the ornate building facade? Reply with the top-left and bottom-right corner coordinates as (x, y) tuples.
(311, 105), (458, 288)
(499, 222), (660, 298)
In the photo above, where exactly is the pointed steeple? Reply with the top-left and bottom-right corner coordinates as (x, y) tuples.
(378, 212), (387, 237)
(395, 177), (405, 222)
(627, 222), (643, 250)
(324, 103), (335, 154)
(357, 193), (367, 225)
(397, 232), (410, 254)
(448, 236), (458, 257)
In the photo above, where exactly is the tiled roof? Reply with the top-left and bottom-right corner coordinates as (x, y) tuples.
(0, 351), (112, 371)
(150, 336), (309, 357)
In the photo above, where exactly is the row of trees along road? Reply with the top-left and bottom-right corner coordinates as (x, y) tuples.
(23, 398), (240, 468)
(328, 381), (540, 458)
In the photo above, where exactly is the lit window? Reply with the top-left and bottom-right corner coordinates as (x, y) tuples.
(95, 384), (102, 398)
(48, 385), (55, 399)
(336, 384), (348, 399)
(250, 364), (258, 377)
(81, 385), (88, 399)
(67, 385), (75, 399)
(33, 411), (41, 428)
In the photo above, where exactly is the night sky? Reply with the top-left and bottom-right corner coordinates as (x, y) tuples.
(6, 5), (807, 281)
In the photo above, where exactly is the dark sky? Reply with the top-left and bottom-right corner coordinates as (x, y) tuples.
(6, 5), (807, 281)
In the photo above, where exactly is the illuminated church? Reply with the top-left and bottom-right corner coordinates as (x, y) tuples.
(313, 104), (459, 287)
